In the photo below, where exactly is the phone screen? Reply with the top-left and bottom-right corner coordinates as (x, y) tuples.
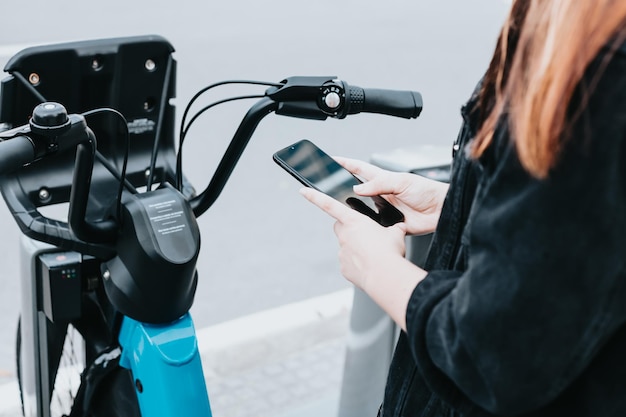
(273, 139), (404, 226)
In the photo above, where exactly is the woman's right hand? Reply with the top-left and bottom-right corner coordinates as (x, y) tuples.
(335, 156), (449, 235)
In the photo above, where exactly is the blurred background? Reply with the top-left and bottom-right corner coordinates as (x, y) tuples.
(0, 0), (510, 380)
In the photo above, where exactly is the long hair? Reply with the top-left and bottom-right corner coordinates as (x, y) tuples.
(471, 0), (626, 178)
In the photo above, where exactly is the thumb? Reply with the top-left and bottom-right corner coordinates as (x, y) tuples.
(393, 222), (408, 234)
(353, 178), (391, 197)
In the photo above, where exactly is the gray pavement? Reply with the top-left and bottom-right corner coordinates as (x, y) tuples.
(198, 289), (353, 417)
(204, 315), (348, 417)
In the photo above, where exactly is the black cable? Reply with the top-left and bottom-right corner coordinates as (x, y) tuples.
(175, 94), (265, 190)
(82, 108), (131, 223)
(179, 80), (282, 141)
(95, 152), (138, 194)
(146, 55), (173, 192)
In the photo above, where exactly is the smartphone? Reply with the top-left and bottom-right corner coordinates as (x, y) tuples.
(273, 139), (404, 226)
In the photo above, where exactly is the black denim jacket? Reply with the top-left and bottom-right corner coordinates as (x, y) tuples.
(380, 40), (626, 417)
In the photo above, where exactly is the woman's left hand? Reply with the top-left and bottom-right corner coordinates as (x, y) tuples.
(299, 187), (407, 291)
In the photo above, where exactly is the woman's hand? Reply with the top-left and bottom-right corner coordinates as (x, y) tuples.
(335, 157), (449, 236)
(299, 187), (407, 289)
(299, 186), (426, 331)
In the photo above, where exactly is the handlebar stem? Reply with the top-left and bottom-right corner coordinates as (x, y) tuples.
(189, 97), (278, 216)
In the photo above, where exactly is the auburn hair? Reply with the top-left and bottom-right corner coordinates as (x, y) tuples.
(471, 0), (626, 178)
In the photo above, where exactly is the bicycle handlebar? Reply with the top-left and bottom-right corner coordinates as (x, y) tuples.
(0, 76), (423, 242)
(266, 76), (422, 120)
(188, 76), (423, 216)
(0, 76), (422, 323)
(0, 103), (118, 257)
(0, 135), (34, 175)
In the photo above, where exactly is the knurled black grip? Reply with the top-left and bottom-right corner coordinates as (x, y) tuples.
(346, 86), (365, 115)
(346, 86), (423, 119)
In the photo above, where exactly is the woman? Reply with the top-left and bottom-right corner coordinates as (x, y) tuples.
(300, 1), (626, 416)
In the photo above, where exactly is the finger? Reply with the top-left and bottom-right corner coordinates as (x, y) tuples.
(332, 156), (385, 181)
(353, 176), (402, 197)
(393, 222), (408, 235)
(330, 156), (403, 197)
(299, 187), (354, 222)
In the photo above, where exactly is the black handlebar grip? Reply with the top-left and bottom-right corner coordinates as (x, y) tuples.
(346, 87), (423, 119)
(0, 136), (35, 175)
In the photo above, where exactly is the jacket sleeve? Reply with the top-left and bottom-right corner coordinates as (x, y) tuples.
(405, 46), (626, 415)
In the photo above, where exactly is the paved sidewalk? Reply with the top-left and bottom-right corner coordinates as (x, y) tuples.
(204, 314), (348, 417)
(0, 289), (353, 417)
(199, 289), (352, 417)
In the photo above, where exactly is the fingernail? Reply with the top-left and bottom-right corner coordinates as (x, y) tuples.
(353, 184), (364, 192)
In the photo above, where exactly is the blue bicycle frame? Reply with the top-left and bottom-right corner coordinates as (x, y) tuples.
(118, 314), (213, 417)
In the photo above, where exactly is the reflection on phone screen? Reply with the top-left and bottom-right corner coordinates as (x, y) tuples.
(274, 140), (404, 226)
